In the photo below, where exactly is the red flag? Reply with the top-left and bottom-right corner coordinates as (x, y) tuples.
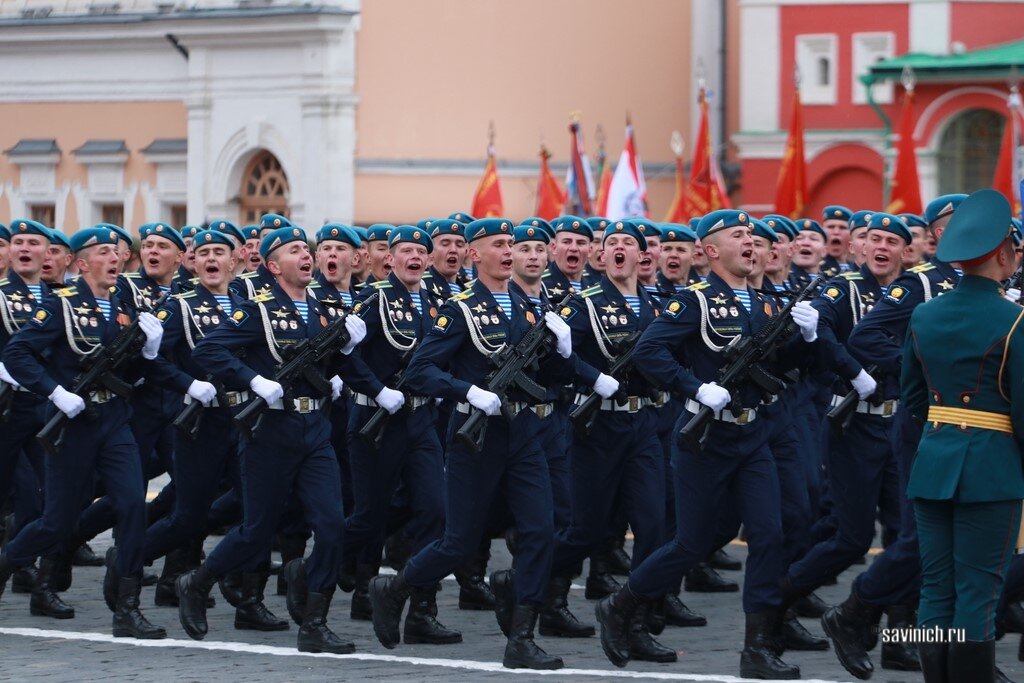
(773, 89), (809, 218)
(535, 146), (566, 220)
(993, 92), (1024, 216)
(886, 89), (923, 215)
(684, 88), (729, 217)
(663, 155), (688, 222)
(471, 145), (504, 218)
(595, 162), (613, 217)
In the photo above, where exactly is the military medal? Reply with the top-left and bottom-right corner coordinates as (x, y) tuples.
(619, 314), (627, 325)
(710, 308), (719, 318)
(90, 318), (99, 327)
(290, 320), (298, 330)
(201, 315), (210, 325)
(79, 315), (89, 326)
(729, 306), (739, 317)
(719, 307), (728, 318)
(212, 316), (220, 324)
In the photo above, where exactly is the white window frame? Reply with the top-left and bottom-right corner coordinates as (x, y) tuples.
(796, 33), (838, 105)
(852, 31), (896, 105)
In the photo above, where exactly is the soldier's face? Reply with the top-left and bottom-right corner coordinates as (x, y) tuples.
(512, 241), (547, 282)
(42, 245), (72, 282)
(704, 227), (754, 278)
(866, 230), (904, 281)
(141, 236), (182, 282)
(182, 238), (196, 274)
(194, 243), (235, 291)
(849, 229), (868, 266)
(692, 240), (708, 268)
(792, 232), (826, 269)
(10, 234), (47, 279)
(901, 226), (928, 268)
(267, 241), (313, 288)
(118, 241), (131, 269)
(659, 242), (693, 283)
(822, 220), (849, 258)
(603, 233), (642, 280)
(470, 235), (513, 282)
(588, 231), (605, 271)
(750, 236), (773, 279)
(638, 236), (660, 280)
(432, 235), (465, 279)
(367, 240), (392, 278)
(0, 239), (8, 276)
(77, 243), (121, 290)
(552, 233), (591, 278)
(315, 242), (355, 286)
(766, 234), (792, 277)
(245, 238), (263, 270)
(391, 242), (428, 289)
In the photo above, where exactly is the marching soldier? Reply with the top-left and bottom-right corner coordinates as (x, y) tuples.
(583, 216), (608, 286)
(899, 213), (930, 268)
(41, 228), (73, 287)
(847, 210), (872, 268)
(542, 216), (592, 303)
(821, 205), (854, 276)
(657, 223), (698, 293)
(230, 215), (283, 299)
(363, 224), (394, 284)
(422, 218), (468, 299)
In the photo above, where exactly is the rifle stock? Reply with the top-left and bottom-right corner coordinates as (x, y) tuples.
(826, 364), (878, 436)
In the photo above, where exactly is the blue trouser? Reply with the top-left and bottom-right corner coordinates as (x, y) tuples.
(0, 395), (48, 530)
(330, 397), (354, 517)
(402, 408), (553, 605)
(544, 405), (572, 530)
(915, 498), (1021, 641)
(205, 410), (343, 592)
(4, 400), (146, 578)
(788, 411), (895, 591)
(766, 388), (813, 568)
(11, 454), (43, 534)
(343, 403), (445, 565)
(551, 407), (665, 575)
(629, 412), (785, 613)
(655, 398), (684, 539)
(854, 408), (922, 606)
(144, 407), (238, 562)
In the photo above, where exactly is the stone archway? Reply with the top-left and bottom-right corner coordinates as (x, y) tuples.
(936, 108), (1004, 195)
(238, 150), (290, 225)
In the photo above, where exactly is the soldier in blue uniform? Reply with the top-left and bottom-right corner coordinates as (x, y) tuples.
(582, 217), (609, 287)
(229, 215), (282, 299)
(790, 218), (827, 289)
(899, 213), (930, 268)
(363, 224), (395, 285)
(595, 209), (820, 678)
(542, 216), (592, 303)
(762, 215), (799, 295)
(821, 205), (854, 277)
(657, 223), (698, 293)
(41, 227), (73, 287)
(175, 225), (366, 654)
(176, 225), (201, 289)
(422, 218), (467, 299)
(368, 218), (575, 669)
(239, 224), (263, 274)
(0, 226), (166, 638)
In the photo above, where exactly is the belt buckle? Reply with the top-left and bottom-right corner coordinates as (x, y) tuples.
(226, 393), (239, 407)
(882, 401), (894, 417)
(298, 397), (311, 412)
(628, 396), (639, 412)
(735, 409), (750, 425)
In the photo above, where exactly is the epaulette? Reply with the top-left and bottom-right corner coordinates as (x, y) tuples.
(189, 277), (199, 285)
(541, 268), (553, 278)
(450, 289), (474, 302)
(174, 290), (197, 300)
(840, 271), (863, 280)
(369, 280), (392, 290)
(579, 285), (602, 299)
(463, 278), (477, 289)
(307, 280), (322, 290)
(251, 292), (274, 303)
(908, 262), (934, 274)
(0, 279), (8, 287)
(122, 271), (142, 279)
(421, 271), (434, 280)
(54, 287), (77, 298)
(685, 281), (711, 291)
(238, 270), (260, 280)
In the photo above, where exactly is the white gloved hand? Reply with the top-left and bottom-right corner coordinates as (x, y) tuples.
(544, 311), (572, 359)
(696, 382), (731, 412)
(138, 311), (164, 359)
(0, 362), (20, 388)
(850, 368), (878, 400)
(375, 386), (406, 415)
(466, 385), (502, 416)
(187, 379), (218, 407)
(330, 375), (344, 401)
(49, 385), (85, 418)
(340, 315), (367, 354)
(790, 301), (819, 342)
(1005, 287), (1020, 303)
(249, 375), (284, 404)
(593, 373), (620, 399)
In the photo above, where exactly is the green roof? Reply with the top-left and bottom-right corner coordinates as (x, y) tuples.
(866, 39), (1024, 83)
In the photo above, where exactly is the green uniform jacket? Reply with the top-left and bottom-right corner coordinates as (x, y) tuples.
(902, 275), (1024, 502)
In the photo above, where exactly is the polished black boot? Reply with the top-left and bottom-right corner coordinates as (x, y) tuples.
(404, 586), (462, 644)
(665, 592), (707, 627)
(350, 562), (375, 621)
(880, 604), (921, 671)
(595, 583), (643, 668)
(218, 571), (244, 608)
(585, 553), (623, 600)
(918, 641), (948, 683)
(948, 640), (994, 683)
(155, 547), (187, 607)
(235, 572), (288, 631)
(740, 611), (800, 679)
(283, 558), (308, 625)
(113, 577), (166, 639)
(275, 533), (307, 596)
(12, 564), (38, 594)
(29, 559), (75, 619)
(176, 565), (216, 640)
(781, 610), (828, 651)
(540, 575), (594, 638)
(454, 546), (495, 610)
(103, 547), (118, 612)
(297, 590), (355, 654)
(685, 563), (739, 593)
(793, 591), (829, 618)
(645, 595), (667, 635)
(503, 604), (563, 670)
(629, 604), (677, 662)
(490, 569), (516, 637)
(336, 552), (356, 593)
(820, 590), (878, 680)
(707, 547), (742, 571)
(607, 537), (632, 576)
(368, 571), (411, 649)
(72, 542), (104, 567)
(382, 531), (412, 571)
(49, 556), (73, 592)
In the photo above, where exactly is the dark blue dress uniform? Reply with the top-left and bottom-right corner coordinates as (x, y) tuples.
(229, 263), (275, 299)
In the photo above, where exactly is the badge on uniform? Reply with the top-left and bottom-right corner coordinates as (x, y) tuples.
(820, 285), (845, 303)
(883, 285), (908, 304)
(433, 314), (452, 334)
(559, 305), (577, 322)
(230, 309), (249, 326)
(156, 309), (171, 322)
(31, 308), (50, 326)
(664, 300), (686, 318)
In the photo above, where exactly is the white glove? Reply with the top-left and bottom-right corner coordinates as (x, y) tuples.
(466, 385), (502, 416)
(249, 375), (284, 404)
(187, 380), (218, 407)
(0, 362), (20, 388)
(138, 311), (164, 359)
(544, 311), (572, 359)
(593, 373), (620, 399)
(330, 375), (344, 401)
(340, 315), (367, 355)
(790, 301), (819, 342)
(49, 385), (86, 419)
(375, 386), (406, 415)
(696, 382), (731, 412)
(850, 368), (877, 400)
(1005, 287), (1020, 303)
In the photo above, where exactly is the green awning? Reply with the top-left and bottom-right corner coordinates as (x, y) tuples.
(866, 39), (1024, 83)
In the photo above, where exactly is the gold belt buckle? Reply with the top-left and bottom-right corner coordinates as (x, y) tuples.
(298, 397), (311, 412)
(628, 396), (639, 412)
(735, 409), (751, 425)
(882, 400), (894, 417)
(226, 392), (239, 407)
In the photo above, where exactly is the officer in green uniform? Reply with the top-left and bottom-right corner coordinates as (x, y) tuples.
(902, 189), (1024, 683)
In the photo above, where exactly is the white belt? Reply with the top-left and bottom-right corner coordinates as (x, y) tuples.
(354, 393), (432, 410)
(830, 394), (899, 417)
(183, 390), (250, 408)
(574, 393), (652, 413)
(684, 398), (757, 425)
(267, 396), (323, 413)
(455, 401), (554, 419)
(652, 391), (671, 408)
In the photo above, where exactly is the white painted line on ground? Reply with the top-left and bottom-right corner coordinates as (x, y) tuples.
(0, 626), (849, 683)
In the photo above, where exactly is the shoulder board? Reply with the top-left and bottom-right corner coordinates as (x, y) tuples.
(189, 276), (200, 284)
(908, 262), (934, 274)
(174, 290), (197, 300)
(450, 289), (474, 302)
(840, 272), (862, 280)
(239, 271), (259, 280)
(251, 292), (274, 303)
(55, 287), (77, 298)
(369, 280), (392, 289)
(579, 285), (602, 299)
(307, 280), (322, 290)
(123, 272), (142, 279)
(541, 268), (553, 278)
(463, 278), (477, 289)
(0, 279), (8, 287)
(685, 281), (711, 291)
(421, 271), (434, 280)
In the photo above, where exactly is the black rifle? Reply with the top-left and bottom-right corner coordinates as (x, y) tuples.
(37, 291), (170, 456)
(568, 331), (641, 438)
(233, 292), (379, 440)
(0, 378), (14, 422)
(172, 375), (227, 440)
(826, 364), (879, 436)
(677, 276), (823, 452)
(357, 345), (418, 450)
(454, 311), (555, 454)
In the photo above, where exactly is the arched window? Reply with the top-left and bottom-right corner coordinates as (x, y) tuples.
(937, 108), (1004, 195)
(239, 150), (289, 225)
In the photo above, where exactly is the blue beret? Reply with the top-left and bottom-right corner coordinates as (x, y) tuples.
(822, 205), (853, 223)
(630, 219), (662, 241)
(867, 212), (912, 244)
(48, 229), (71, 249)
(138, 222), (185, 250)
(1012, 218), (1022, 248)
(688, 214), (704, 227)
(353, 226), (369, 242)
(603, 219), (648, 251)
(8, 218), (51, 239)
(448, 212), (476, 223)
(317, 223), (361, 248)
(0, 224), (8, 241)
(240, 225), (261, 241)
(848, 210), (874, 233)
(519, 217), (555, 240)
(388, 225), (433, 253)
(660, 223), (698, 243)
(924, 194), (968, 226)
(553, 215), (594, 240)
(179, 225), (202, 240)
(260, 226), (308, 260)
(898, 213), (928, 229)
(94, 223), (132, 246)
(428, 219), (466, 239)
(586, 216), (612, 233)
(415, 219), (437, 232)
(465, 218), (514, 243)
(796, 218), (826, 239)
(211, 219), (245, 244)
(696, 210), (751, 240)
(191, 229), (235, 250)
(70, 226), (121, 253)
(513, 223), (551, 244)
(936, 189), (1013, 263)
(750, 218), (779, 243)
(365, 223), (394, 242)
(259, 213), (293, 231)
(761, 215), (798, 240)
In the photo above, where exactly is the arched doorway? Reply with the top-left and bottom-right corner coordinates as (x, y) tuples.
(936, 108), (1004, 195)
(239, 150), (290, 224)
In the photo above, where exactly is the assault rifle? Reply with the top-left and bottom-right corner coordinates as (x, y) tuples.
(357, 345), (418, 450)
(568, 331), (641, 438)
(825, 364), (879, 436)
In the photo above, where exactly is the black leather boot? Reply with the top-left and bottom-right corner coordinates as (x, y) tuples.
(881, 604), (921, 671)
(918, 641), (948, 683)
(404, 585), (462, 644)
(103, 547), (118, 612)
(608, 537), (631, 576)
(490, 569), (516, 637)
(176, 565), (217, 640)
(350, 562), (376, 621)
(781, 610), (829, 651)
(368, 571), (411, 649)
(275, 533), (307, 596)
(540, 575), (594, 638)
(283, 558), (308, 625)
(595, 583), (643, 668)
(336, 552), (356, 593)
(297, 590), (355, 654)
(665, 592), (707, 627)
(585, 552), (623, 600)
(645, 595), (667, 635)
(235, 572), (288, 631)
(72, 543), (104, 567)
(503, 604), (563, 670)
(382, 532), (412, 571)
(948, 640), (994, 683)
(793, 591), (829, 618)
(155, 547), (187, 607)
(218, 571), (244, 608)
(740, 610), (800, 679)
(707, 547), (742, 571)
(454, 546), (495, 610)
(629, 604), (677, 662)
(49, 556), (72, 593)
(113, 576), (166, 639)
(820, 589), (879, 680)
(30, 559), (75, 619)
(685, 563), (739, 592)
(12, 564), (37, 594)
(0, 552), (11, 601)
